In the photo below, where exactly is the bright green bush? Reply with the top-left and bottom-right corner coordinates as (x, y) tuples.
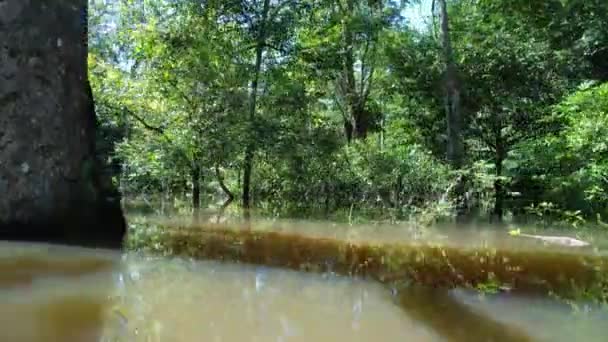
(510, 82), (608, 222)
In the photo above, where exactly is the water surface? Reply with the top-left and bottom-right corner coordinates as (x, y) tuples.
(144, 215), (608, 254)
(1, 240), (607, 342)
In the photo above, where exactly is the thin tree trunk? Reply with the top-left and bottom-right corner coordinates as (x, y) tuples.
(342, 0), (359, 142)
(237, 167), (242, 194)
(437, 0), (463, 168)
(242, 149), (252, 219)
(215, 164), (234, 201)
(395, 175), (403, 209)
(379, 114), (385, 151)
(0, 1), (126, 248)
(324, 182), (331, 218)
(436, 0), (469, 223)
(191, 165), (201, 222)
(242, 0), (271, 220)
(216, 198), (233, 224)
(492, 134), (505, 223)
(493, 164), (504, 223)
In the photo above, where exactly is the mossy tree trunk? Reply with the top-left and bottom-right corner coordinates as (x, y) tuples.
(0, 0), (126, 248)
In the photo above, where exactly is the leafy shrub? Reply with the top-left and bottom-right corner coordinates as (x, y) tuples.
(509, 82), (608, 222)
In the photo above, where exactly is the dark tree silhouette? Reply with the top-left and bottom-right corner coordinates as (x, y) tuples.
(0, 1), (126, 248)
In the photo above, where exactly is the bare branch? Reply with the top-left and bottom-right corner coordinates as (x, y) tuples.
(361, 62), (375, 105)
(215, 164), (235, 200)
(263, 42), (289, 55)
(359, 38), (371, 97)
(126, 108), (165, 135)
(120, 106), (193, 164)
(164, 78), (198, 113)
(361, 41), (377, 105)
(332, 89), (349, 122)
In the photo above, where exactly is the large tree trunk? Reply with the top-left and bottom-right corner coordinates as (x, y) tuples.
(0, 1), (126, 248)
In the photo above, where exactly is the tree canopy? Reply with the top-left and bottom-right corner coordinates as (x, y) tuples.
(89, 0), (608, 227)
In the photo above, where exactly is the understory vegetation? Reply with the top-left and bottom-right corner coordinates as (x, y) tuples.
(90, 0), (608, 229)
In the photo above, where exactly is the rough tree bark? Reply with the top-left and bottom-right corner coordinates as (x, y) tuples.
(0, 1), (126, 248)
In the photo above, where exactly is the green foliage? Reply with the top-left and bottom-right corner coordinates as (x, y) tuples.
(89, 0), (608, 227)
(511, 83), (608, 222)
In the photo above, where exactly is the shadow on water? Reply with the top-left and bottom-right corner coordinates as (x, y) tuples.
(0, 242), (120, 342)
(396, 286), (534, 342)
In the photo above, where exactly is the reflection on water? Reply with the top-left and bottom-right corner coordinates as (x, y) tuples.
(106, 255), (436, 341)
(0, 242), (118, 342)
(143, 214), (607, 255)
(1, 241), (607, 342)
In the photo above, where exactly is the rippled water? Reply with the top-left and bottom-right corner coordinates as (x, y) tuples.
(1, 241), (607, 342)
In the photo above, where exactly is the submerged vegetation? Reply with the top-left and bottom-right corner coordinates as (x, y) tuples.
(125, 217), (608, 303)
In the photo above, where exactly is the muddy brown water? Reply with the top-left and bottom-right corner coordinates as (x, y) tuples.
(1, 237), (607, 342)
(140, 214), (608, 254)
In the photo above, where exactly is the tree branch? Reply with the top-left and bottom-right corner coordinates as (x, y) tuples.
(268, 0), (296, 20)
(474, 128), (497, 150)
(332, 87), (349, 122)
(164, 78), (198, 114)
(215, 164), (235, 200)
(263, 42), (289, 55)
(360, 39), (370, 97)
(361, 62), (375, 105)
(120, 106), (192, 164)
(125, 107), (165, 135)
(361, 41), (377, 105)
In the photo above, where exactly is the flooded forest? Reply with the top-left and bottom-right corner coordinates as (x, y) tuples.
(1, 0), (608, 341)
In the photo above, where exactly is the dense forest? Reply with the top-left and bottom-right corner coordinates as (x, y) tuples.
(2, 3), (608, 341)
(89, 0), (608, 228)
